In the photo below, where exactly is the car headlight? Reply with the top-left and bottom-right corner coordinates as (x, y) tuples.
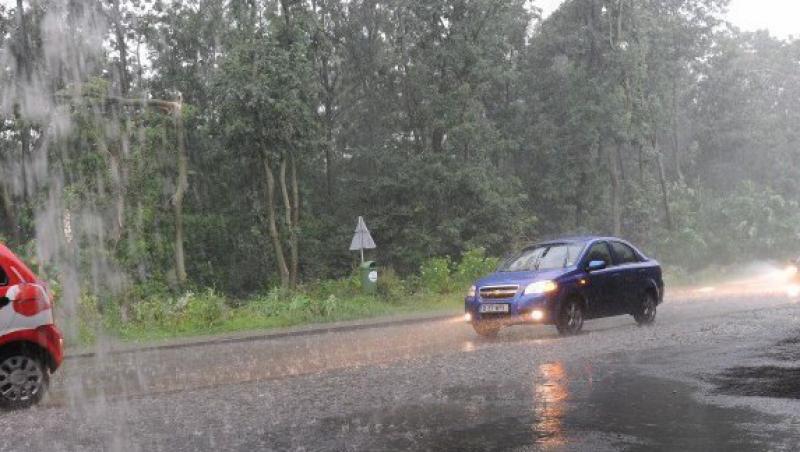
(467, 285), (476, 297)
(524, 280), (557, 295)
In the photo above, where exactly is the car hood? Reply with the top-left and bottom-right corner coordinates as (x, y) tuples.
(475, 268), (572, 288)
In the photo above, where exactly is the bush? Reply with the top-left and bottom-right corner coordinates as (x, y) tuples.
(306, 273), (360, 300)
(132, 297), (174, 327)
(288, 293), (313, 313)
(420, 256), (454, 294)
(286, 292), (342, 317)
(454, 248), (499, 286)
(246, 287), (289, 317)
(182, 289), (227, 327)
(377, 267), (407, 302)
(320, 295), (339, 316)
(76, 294), (103, 344)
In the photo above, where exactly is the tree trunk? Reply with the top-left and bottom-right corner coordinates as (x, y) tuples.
(279, 156), (299, 289)
(0, 182), (18, 241)
(607, 143), (622, 236)
(655, 143), (673, 231)
(318, 43), (337, 203)
(14, 0), (32, 198)
(173, 106), (188, 286)
(671, 78), (684, 182)
(290, 155), (300, 288)
(15, 0), (31, 80)
(13, 0), (31, 205)
(325, 108), (334, 202)
(264, 158), (290, 288)
(105, 139), (126, 242)
(111, 0), (130, 95)
(17, 115), (29, 203)
(575, 171), (587, 229)
(432, 127), (445, 153)
(637, 142), (644, 184)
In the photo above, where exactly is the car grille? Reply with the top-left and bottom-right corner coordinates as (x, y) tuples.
(479, 285), (519, 299)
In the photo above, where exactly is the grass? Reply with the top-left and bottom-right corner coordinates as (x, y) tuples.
(64, 249), (500, 346)
(75, 288), (464, 346)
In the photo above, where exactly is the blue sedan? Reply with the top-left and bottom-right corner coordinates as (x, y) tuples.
(464, 236), (664, 337)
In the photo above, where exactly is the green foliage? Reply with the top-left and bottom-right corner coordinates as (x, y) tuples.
(131, 298), (173, 328)
(377, 267), (408, 302)
(305, 273), (361, 300)
(87, 284), (462, 344)
(76, 294), (103, 345)
(454, 248), (500, 287)
(420, 256), (454, 294)
(182, 289), (228, 327)
(125, 288), (229, 332)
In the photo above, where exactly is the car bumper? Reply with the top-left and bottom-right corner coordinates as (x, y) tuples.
(464, 295), (554, 325)
(38, 324), (64, 370)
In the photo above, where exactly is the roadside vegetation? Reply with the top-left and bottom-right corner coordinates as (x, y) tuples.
(73, 249), (498, 345)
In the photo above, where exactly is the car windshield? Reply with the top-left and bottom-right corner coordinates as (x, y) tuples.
(498, 243), (584, 272)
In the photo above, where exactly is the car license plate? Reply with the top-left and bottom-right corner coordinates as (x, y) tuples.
(480, 303), (509, 313)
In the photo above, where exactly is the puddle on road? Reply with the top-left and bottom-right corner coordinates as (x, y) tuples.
(316, 384), (540, 451)
(767, 336), (800, 361)
(302, 363), (787, 451)
(713, 334), (800, 399)
(714, 366), (800, 399)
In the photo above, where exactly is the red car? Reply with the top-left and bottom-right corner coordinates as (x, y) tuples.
(0, 244), (63, 409)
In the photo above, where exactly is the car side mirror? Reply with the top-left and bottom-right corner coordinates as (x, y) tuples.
(0, 296), (9, 308)
(586, 260), (607, 272)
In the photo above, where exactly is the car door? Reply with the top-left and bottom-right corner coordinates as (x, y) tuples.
(0, 263), (14, 332)
(609, 241), (643, 313)
(581, 241), (621, 317)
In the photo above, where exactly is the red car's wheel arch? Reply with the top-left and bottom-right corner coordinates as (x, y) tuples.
(0, 325), (64, 371)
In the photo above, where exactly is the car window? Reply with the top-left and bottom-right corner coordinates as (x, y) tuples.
(584, 242), (613, 265)
(610, 241), (640, 265)
(0, 265), (7, 286)
(499, 243), (584, 272)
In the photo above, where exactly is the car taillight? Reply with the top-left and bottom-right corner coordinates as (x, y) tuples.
(12, 284), (51, 317)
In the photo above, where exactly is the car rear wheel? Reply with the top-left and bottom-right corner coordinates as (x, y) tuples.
(472, 321), (501, 338)
(0, 351), (49, 410)
(634, 292), (657, 326)
(556, 298), (584, 336)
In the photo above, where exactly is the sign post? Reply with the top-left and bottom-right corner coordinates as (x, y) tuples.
(350, 216), (378, 293)
(349, 216), (376, 263)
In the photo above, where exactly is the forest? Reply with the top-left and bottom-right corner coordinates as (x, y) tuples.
(1, 0), (799, 338)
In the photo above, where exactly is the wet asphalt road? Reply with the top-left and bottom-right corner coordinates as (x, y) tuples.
(2, 291), (800, 451)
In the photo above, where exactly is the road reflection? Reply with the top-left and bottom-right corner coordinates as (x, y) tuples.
(533, 361), (570, 448)
(461, 340), (476, 352)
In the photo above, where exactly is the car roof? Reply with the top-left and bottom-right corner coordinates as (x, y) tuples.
(534, 235), (621, 245)
(0, 242), (38, 283)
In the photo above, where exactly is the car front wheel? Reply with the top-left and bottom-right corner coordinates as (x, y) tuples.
(0, 350), (49, 410)
(633, 292), (657, 326)
(556, 298), (584, 336)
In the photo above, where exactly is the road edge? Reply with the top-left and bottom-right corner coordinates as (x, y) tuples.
(65, 310), (460, 359)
